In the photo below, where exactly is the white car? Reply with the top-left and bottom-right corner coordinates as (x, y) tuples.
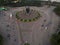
(45, 27), (48, 30)
(10, 13), (12, 18)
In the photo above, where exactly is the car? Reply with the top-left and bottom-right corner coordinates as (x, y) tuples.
(0, 7), (8, 11)
(10, 13), (12, 18)
(45, 27), (48, 30)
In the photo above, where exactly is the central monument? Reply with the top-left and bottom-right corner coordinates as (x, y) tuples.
(26, 6), (30, 14)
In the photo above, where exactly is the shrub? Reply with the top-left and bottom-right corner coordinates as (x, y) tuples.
(24, 43), (30, 45)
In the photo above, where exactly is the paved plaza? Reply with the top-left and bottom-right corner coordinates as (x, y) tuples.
(0, 6), (59, 45)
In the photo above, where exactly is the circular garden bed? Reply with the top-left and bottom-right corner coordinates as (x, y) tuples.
(16, 9), (41, 22)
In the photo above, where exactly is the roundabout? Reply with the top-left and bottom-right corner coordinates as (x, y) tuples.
(0, 6), (59, 45)
(16, 7), (41, 22)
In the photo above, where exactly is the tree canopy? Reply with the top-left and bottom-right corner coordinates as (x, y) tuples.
(53, 6), (60, 16)
(0, 0), (5, 6)
(0, 35), (3, 45)
(50, 32), (60, 45)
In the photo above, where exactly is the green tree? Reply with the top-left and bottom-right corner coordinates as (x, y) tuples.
(24, 43), (30, 45)
(0, 0), (5, 6)
(53, 6), (60, 16)
(50, 32), (60, 45)
(0, 35), (3, 45)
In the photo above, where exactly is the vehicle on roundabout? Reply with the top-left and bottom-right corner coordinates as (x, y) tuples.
(0, 7), (8, 11)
